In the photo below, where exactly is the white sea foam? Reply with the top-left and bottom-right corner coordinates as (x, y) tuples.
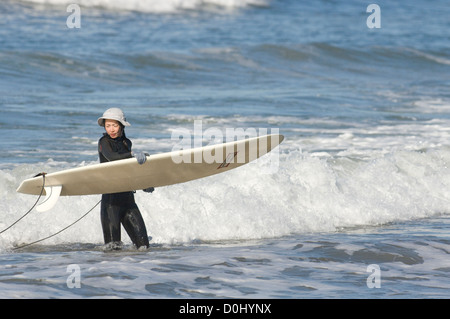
(2, 142), (449, 250)
(2, 113), (450, 250)
(20, 0), (270, 13)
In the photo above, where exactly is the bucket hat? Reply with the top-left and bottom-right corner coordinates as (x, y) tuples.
(97, 108), (131, 127)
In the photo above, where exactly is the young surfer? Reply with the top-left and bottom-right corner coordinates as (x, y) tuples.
(97, 107), (152, 250)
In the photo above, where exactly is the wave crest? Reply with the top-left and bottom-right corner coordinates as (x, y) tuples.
(21, 0), (270, 13)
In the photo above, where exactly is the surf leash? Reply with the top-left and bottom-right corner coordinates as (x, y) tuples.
(0, 173), (46, 235)
(2, 173), (101, 250)
(12, 199), (102, 250)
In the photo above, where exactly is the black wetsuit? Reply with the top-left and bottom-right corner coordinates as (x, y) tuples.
(98, 132), (150, 249)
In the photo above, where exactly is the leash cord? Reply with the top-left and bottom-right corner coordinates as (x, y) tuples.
(1, 173), (101, 250)
(0, 174), (46, 235)
(12, 199), (102, 250)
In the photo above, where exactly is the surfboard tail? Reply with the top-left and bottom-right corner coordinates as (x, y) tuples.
(17, 174), (62, 212)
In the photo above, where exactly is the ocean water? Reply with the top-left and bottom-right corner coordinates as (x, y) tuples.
(1, 0), (450, 300)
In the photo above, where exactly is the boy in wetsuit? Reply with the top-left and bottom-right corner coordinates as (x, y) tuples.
(97, 108), (151, 250)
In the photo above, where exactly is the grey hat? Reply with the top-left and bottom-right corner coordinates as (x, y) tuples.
(98, 108), (131, 127)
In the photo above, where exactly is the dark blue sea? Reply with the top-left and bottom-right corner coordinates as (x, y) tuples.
(1, 0), (449, 299)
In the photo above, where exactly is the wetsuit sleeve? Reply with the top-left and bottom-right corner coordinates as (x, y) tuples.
(98, 137), (132, 162)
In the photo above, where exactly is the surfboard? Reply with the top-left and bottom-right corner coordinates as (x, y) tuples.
(17, 134), (284, 212)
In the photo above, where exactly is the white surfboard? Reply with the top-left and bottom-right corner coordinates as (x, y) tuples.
(17, 134), (284, 212)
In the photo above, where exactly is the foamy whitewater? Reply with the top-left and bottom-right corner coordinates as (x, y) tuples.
(1, 0), (449, 299)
